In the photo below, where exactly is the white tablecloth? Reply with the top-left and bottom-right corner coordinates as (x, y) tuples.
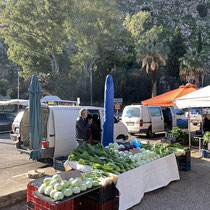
(116, 153), (180, 210)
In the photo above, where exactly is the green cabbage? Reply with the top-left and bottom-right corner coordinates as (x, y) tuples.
(52, 174), (62, 182)
(61, 180), (69, 188)
(80, 183), (87, 191)
(54, 191), (64, 201)
(86, 181), (92, 189)
(72, 179), (81, 187)
(50, 190), (58, 198)
(38, 184), (45, 194)
(50, 180), (58, 188)
(44, 186), (53, 195)
(73, 187), (81, 194)
(92, 180), (99, 186)
(43, 178), (52, 186)
(64, 188), (73, 197)
(68, 178), (74, 186)
(54, 183), (63, 191)
(75, 177), (82, 186)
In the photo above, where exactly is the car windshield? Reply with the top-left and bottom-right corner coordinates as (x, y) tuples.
(191, 109), (202, 114)
(171, 107), (183, 115)
(122, 107), (140, 118)
(5, 113), (15, 121)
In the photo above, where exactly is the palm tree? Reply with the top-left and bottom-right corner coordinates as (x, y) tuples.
(136, 38), (167, 97)
(179, 48), (206, 85)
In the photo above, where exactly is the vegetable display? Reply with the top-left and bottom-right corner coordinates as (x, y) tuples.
(38, 174), (100, 201)
(68, 143), (163, 174)
(68, 143), (139, 174)
(142, 142), (187, 157)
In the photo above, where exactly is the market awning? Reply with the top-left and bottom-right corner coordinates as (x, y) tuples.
(174, 85), (210, 109)
(141, 83), (198, 106)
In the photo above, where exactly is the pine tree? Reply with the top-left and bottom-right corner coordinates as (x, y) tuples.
(167, 26), (186, 80)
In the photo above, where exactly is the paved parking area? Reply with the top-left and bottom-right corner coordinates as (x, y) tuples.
(0, 133), (47, 180)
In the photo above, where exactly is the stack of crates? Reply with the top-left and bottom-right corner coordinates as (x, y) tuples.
(75, 183), (117, 210)
(177, 149), (191, 171)
(33, 195), (74, 210)
(27, 177), (49, 209)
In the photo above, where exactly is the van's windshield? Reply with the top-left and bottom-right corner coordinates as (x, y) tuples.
(122, 107), (140, 118)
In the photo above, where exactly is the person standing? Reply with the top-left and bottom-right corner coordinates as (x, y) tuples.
(76, 108), (92, 146)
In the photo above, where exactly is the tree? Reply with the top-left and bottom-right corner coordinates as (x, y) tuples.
(197, 25), (202, 53)
(69, 0), (130, 104)
(0, 78), (8, 96)
(123, 11), (168, 97)
(0, 0), (72, 77)
(166, 26), (186, 89)
(179, 48), (207, 85)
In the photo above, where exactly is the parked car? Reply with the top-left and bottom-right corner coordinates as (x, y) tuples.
(12, 106), (128, 159)
(10, 110), (24, 141)
(122, 105), (187, 137)
(0, 113), (15, 132)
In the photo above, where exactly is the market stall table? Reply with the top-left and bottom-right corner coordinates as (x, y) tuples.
(116, 153), (179, 210)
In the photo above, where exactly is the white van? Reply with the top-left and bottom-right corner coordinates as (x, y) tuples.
(13, 106), (128, 158)
(122, 105), (186, 137)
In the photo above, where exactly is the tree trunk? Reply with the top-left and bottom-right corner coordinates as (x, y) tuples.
(152, 70), (157, 97)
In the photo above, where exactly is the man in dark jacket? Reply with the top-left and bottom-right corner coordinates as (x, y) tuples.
(76, 108), (92, 145)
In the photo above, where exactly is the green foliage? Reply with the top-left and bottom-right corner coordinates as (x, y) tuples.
(179, 48), (207, 85)
(0, 78), (8, 96)
(123, 11), (168, 97)
(167, 26), (186, 79)
(203, 132), (210, 144)
(197, 25), (202, 53)
(0, 0), (71, 75)
(172, 127), (189, 145)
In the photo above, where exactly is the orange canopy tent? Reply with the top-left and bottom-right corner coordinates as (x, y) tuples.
(141, 83), (199, 106)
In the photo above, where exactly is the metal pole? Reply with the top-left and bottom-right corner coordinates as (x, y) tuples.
(188, 108), (191, 148)
(34, 160), (37, 172)
(90, 70), (93, 106)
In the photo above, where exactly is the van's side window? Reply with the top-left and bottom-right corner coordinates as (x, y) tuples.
(149, 107), (162, 117)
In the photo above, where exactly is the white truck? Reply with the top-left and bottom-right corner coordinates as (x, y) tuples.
(122, 105), (186, 137)
(12, 106), (128, 158)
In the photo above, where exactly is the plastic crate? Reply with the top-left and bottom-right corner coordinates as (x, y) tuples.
(27, 201), (34, 210)
(27, 184), (38, 202)
(27, 177), (49, 202)
(75, 196), (115, 210)
(178, 160), (191, 171)
(85, 183), (116, 204)
(165, 132), (177, 139)
(202, 149), (210, 158)
(34, 194), (74, 210)
(53, 156), (68, 171)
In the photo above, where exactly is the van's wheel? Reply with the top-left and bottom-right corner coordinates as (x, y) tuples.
(147, 127), (155, 138)
(116, 135), (125, 141)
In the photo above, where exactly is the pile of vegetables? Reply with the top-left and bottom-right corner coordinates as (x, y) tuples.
(82, 169), (118, 186)
(142, 142), (188, 157)
(68, 143), (163, 174)
(68, 143), (141, 174)
(38, 174), (99, 201)
(106, 142), (137, 151)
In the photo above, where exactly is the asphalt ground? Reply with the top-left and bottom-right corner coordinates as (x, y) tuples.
(0, 133), (48, 180)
